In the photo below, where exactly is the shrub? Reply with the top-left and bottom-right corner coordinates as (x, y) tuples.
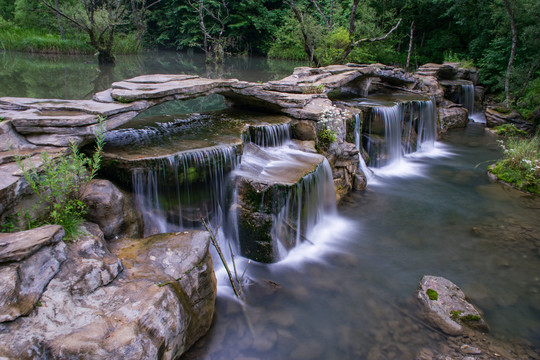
(16, 119), (105, 238)
(491, 134), (540, 194)
(494, 123), (527, 137)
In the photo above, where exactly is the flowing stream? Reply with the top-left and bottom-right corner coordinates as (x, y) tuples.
(1, 52), (538, 359)
(187, 124), (540, 359)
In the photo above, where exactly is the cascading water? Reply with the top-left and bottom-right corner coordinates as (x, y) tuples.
(460, 84), (475, 115)
(247, 123), (291, 147)
(230, 141), (337, 263)
(272, 157), (336, 257)
(360, 97), (437, 167)
(132, 146), (240, 236)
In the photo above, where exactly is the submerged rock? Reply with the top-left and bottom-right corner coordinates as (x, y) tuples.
(417, 275), (489, 336)
(0, 228), (216, 359)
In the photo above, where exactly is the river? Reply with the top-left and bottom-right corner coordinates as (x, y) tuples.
(1, 51), (538, 359)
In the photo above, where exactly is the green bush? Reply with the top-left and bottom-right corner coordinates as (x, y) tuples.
(494, 123), (528, 137)
(16, 120), (105, 238)
(491, 134), (540, 194)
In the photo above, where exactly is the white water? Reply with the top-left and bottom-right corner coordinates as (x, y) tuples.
(247, 123), (292, 147)
(132, 146), (240, 236)
(357, 97), (438, 168)
(460, 83), (475, 115)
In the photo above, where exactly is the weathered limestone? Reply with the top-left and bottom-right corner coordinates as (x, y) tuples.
(417, 275), (489, 336)
(485, 106), (533, 132)
(438, 103), (469, 131)
(81, 179), (142, 240)
(0, 225), (66, 322)
(0, 228), (216, 360)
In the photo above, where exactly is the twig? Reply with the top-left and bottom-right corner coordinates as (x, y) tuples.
(201, 218), (242, 298)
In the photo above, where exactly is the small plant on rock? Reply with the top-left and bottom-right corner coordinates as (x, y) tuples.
(426, 288), (438, 301)
(16, 117), (106, 238)
(491, 133), (540, 194)
(316, 106), (341, 152)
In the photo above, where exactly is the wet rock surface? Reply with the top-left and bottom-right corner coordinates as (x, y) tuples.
(417, 275), (489, 335)
(0, 227), (217, 359)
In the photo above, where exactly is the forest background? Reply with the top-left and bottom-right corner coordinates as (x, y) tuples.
(0, 0), (538, 119)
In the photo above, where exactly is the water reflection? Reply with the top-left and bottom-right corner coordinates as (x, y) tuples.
(0, 50), (303, 100)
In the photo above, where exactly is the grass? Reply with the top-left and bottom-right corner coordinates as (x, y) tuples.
(491, 133), (540, 194)
(0, 25), (141, 55)
(0, 26), (93, 54)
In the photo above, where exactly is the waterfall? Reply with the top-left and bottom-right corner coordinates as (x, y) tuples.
(272, 158), (337, 256)
(361, 98), (437, 167)
(354, 113), (373, 178)
(246, 123), (291, 147)
(132, 146), (240, 236)
(230, 143), (337, 263)
(460, 84), (475, 115)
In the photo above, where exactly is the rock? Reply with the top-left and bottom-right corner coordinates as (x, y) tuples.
(0, 225), (66, 322)
(439, 104), (469, 131)
(528, 106), (540, 130)
(0, 120), (36, 151)
(461, 344), (482, 355)
(0, 229), (216, 360)
(485, 106), (533, 132)
(353, 172), (367, 190)
(417, 63), (458, 80)
(474, 86), (485, 113)
(81, 179), (142, 240)
(292, 119), (317, 141)
(233, 143), (332, 262)
(417, 275), (489, 336)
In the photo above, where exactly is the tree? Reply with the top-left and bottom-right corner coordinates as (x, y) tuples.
(278, 0), (401, 66)
(502, 0), (517, 106)
(187, 0), (230, 63)
(39, 0), (161, 65)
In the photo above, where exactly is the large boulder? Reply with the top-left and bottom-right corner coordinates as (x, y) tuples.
(438, 103), (469, 131)
(485, 106), (533, 132)
(417, 275), (489, 336)
(0, 225), (66, 322)
(81, 179), (142, 240)
(0, 228), (217, 359)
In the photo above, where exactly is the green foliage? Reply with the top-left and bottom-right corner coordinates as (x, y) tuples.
(0, 25), (92, 54)
(316, 106), (341, 152)
(301, 84), (325, 94)
(494, 123), (527, 137)
(491, 134), (540, 194)
(426, 288), (438, 301)
(16, 118), (106, 239)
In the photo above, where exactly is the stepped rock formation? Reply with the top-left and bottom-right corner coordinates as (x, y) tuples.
(0, 225), (216, 359)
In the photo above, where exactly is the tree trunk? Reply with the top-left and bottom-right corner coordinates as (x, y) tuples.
(503, 0), (518, 106)
(54, 0), (65, 40)
(406, 21), (414, 69)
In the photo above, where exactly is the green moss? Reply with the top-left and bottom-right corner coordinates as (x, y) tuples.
(450, 310), (464, 321)
(494, 123), (527, 137)
(460, 314), (481, 322)
(426, 289), (438, 301)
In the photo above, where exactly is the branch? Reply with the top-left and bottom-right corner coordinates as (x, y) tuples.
(309, 0), (330, 29)
(39, 0), (90, 32)
(352, 18), (402, 46)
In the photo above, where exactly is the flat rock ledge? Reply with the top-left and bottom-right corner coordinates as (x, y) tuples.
(417, 275), (489, 336)
(0, 226), (216, 360)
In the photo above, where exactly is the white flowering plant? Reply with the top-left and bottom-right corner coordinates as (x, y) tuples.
(316, 106), (343, 151)
(491, 134), (540, 194)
